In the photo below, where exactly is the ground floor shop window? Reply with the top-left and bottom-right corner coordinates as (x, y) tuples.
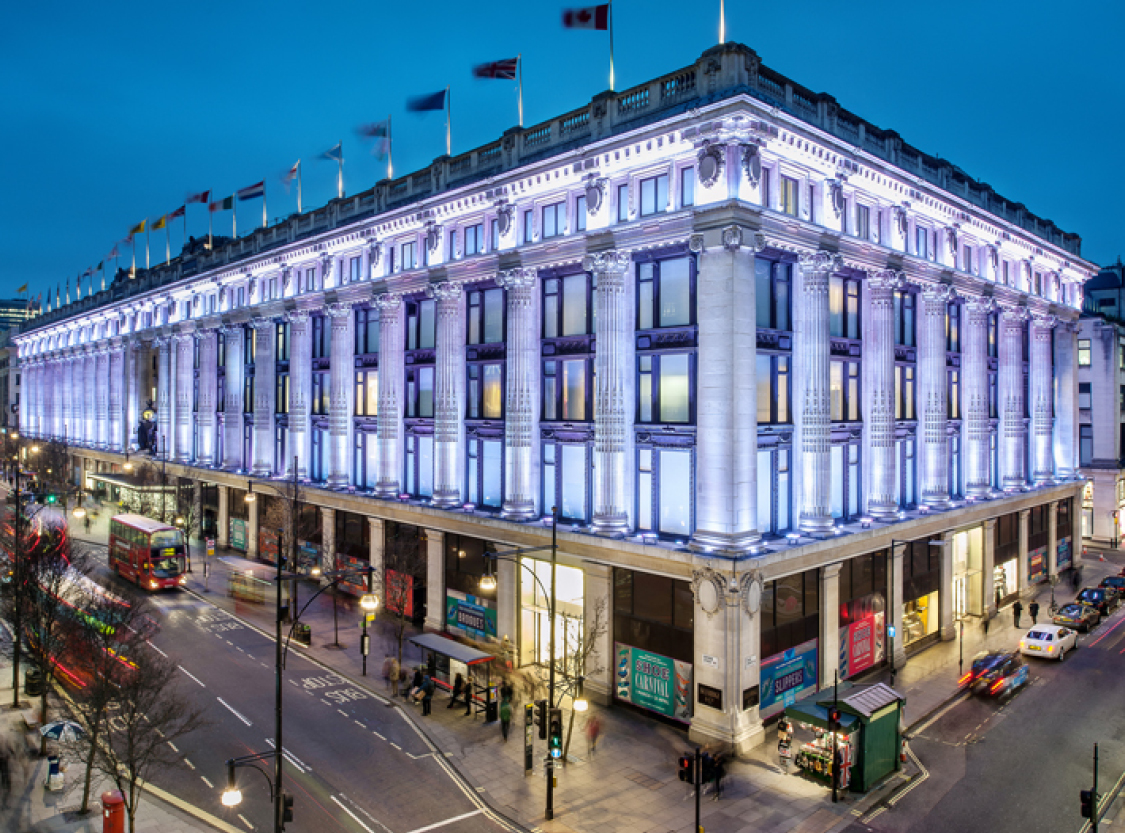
(759, 569), (820, 717)
(994, 557), (1018, 606)
(952, 527), (983, 619)
(838, 551), (887, 679)
(1028, 545), (1047, 584)
(904, 591), (939, 646)
(519, 558), (583, 672)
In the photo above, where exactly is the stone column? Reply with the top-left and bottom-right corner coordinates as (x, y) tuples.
(919, 283), (952, 509)
(1000, 307), (1029, 490)
(321, 507), (336, 576)
(963, 297), (993, 498)
(108, 344), (123, 451)
(326, 303), (354, 488)
(217, 485), (230, 548)
(251, 318), (276, 475)
(222, 325), (245, 471)
(425, 529), (445, 631)
(287, 312), (311, 478)
(375, 294), (404, 497)
(982, 518), (998, 618)
(865, 270), (903, 520)
(796, 251), (839, 535)
(367, 517), (385, 586)
(247, 494), (259, 559)
(1030, 314), (1056, 484)
(84, 349), (96, 446)
(155, 337), (172, 453)
(96, 347), (110, 449)
(583, 562), (614, 704)
(1054, 321), (1079, 479)
(122, 340), (136, 452)
(936, 533), (955, 640)
(196, 331), (219, 466)
(890, 542), (907, 670)
(587, 250), (633, 535)
(819, 564), (841, 687)
(429, 282), (466, 508)
(175, 332), (195, 462)
(690, 227), (761, 552)
(1017, 508), (1030, 592)
(61, 354), (73, 442)
(1047, 499), (1060, 581)
(497, 268), (539, 520)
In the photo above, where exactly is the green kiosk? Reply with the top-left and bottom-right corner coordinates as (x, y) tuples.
(783, 682), (904, 793)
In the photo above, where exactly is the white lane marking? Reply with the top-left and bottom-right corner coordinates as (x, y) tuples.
(390, 743), (401, 751)
(330, 794), (388, 833)
(372, 731), (385, 741)
(167, 741), (179, 753)
(146, 640), (168, 657)
(405, 810), (484, 833)
(184, 758), (195, 770)
(178, 666), (206, 687)
(200, 775), (213, 788)
(217, 698), (252, 726)
(155, 728), (165, 739)
(354, 720), (366, 728)
(394, 706), (438, 753)
(238, 813), (254, 829)
(338, 709), (349, 718)
(265, 738), (310, 774)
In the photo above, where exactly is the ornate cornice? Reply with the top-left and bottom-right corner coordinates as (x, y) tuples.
(582, 250), (631, 274)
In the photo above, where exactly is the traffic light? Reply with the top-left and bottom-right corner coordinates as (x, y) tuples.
(547, 708), (563, 759)
(827, 707), (841, 730)
(535, 699), (547, 739)
(1080, 789), (1096, 819)
(45, 494), (57, 504)
(677, 753), (695, 784)
(281, 792), (295, 825)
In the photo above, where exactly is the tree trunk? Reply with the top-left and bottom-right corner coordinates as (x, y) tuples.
(80, 722), (101, 814)
(39, 681), (49, 757)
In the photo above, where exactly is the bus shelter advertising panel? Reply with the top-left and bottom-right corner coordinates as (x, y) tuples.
(759, 638), (818, 718)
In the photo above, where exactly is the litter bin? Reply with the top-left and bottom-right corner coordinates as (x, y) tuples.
(46, 754), (64, 791)
(102, 789), (125, 833)
(293, 623), (312, 645)
(485, 700), (498, 722)
(25, 666), (44, 697)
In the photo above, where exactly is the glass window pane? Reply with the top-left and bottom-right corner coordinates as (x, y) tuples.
(484, 289), (504, 343)
(639, 276), (654, 330)
(778, 450), (790, 531)
(544, 294), (558, 338)
(777, 357), (789, 423)
(829, 277), (844, 337)
(755, 259), (772, 328)
(639, 367), (652, 422)
(366, 371), (378, 416)
(641, 177), (655, 215)
(658, 450), (691, 536)
(776, 272), (790, 331)
(562, 275), (587, 336)
(419, 300), (436, 349)
(638, 468), (652, 530)
(366, 436), (378, 489)
(482, 440), (502, 507)
(659, 354), (690, 423)
(757, 354), (772, 423)
(560, 444), (586, 520)
(468, 447), (479, 504)
(418, 367), (434, 417)
(562, 360), (586, 420)
(831, 444), (844, 518)
(483, 364), (503, 419)
(757, 450), (772, 532)
(659, 258), (691, 326)
(830, 362), (844, 421)
(418, 436), (433, 497)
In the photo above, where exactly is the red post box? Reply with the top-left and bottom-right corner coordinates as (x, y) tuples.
(102, 790), (125, 833)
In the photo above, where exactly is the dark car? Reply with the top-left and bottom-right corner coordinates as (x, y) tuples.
(1098, 576), (1125, 595)
(967, 651), (1029, 698)
(1054, 602), (1100, 633)
(1076, 586), (1119, 617)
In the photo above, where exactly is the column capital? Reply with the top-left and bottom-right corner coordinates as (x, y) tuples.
(1019, 508), (1031, 519)
(917, 280), (957, 304)
(689, 226), (766, 253)
(984, 517), (998, 530)
(325, 302), (352, 319)
(1031, 312), (1057, 330)
(284, 309), (309, 325)
(963, 294), (997, 317)
(867, 269), (905, 291)
(582, 249), (631, 275)
(425, 280), (463, 301)
(1000, 304), (1031, 325)
(496, 267), (537, 289)
(375, 292), (402, 311)
(219, 324), (244, 338)
(249, 316), (275, 331)
(820, 562), (843, 579)
(797, 250), (842, 274)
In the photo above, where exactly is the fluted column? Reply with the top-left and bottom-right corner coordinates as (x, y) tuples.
(83, 349), (96, 446)
(222, 325), (245, 471)
(587, 250), (633, 534)
(1054, 320), (1079, 479)
(498, 269), (539, 520)
(999, 307), (1028, 490)
(919, 283), (953, 509)
(429, 282), (466, 508)
(42, 358), (53, 439)
(326, 303), (354, 487)
(109, 342), (124, 451)
(690, 227), (762, 552)
(796, 251), (839, 536)
(1030, 313), (1056, 484)
(865, 270), (903, 520)
(63, 353), (76, 442)
(95, 347), (110, 449)
(173, 332), (194, 461)
(196, 330), (218, 466)
(963, 297), (993, 498)
(154, 336), (172, 454)
(287, 312), (311, 478)
(123, 340), (136, 452)
(375, 293), (404, 497)
(251, 318), (276, 475)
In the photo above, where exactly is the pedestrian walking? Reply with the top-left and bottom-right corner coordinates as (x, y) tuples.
(711, 753), (726, 801)
(447, 673), (466, 709)
(499, 698), (512, 742)
(421, 675), (435, 716)
(0, 744), (10, 809)
(1013, 600), (1023, 628)
(1029, 600), (1039, 625)
(585, 714), (602, 758)
(407, 668), (423, 700)
(381, 655), (395, 692)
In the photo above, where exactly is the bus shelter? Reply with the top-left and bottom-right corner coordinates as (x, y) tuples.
(408, 633), (497, 721)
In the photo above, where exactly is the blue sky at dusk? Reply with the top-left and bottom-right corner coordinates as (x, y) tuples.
(3, 0), (1123, 302)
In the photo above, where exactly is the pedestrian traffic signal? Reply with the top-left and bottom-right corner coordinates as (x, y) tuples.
(827, 707), (841, 729)
(535, 699), (547, 739)
(45, 493), (57, 504)
(281, 792), (294, 824)
(677, 753), (695, 783)
(548, 708), (563, 759)
(1080, 789), (1096, 819)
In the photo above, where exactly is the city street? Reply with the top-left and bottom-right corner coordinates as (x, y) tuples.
(845, 602), (1125, 833)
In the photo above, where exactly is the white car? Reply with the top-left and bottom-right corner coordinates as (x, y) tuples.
(1018, 624), (1078, 661)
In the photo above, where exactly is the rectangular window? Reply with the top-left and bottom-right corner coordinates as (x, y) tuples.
(543, 442), (588, 523)
(761, 167), (772, 208)
(542, 202), (565, 239)
(639, 173), (669, 216)
(1078, 339), (1091, 366)
(1080, 425), (1093, 467)
(467, 363), (503, 420)
(756, 446), (792, 534)
(489, 218), (500, 251)
(349, 256), (361, 283)
(448, 229), (458, 259)
(466, 439), (503, 508)
(276, 374), (290, 414)
(755, 259), (792, 331)
(406, 367), (434, 418)
(617, 183), (629, 222)
(949, 370), (960, 419)
(946, 304), (961, 352)
(893, 290), (915, 346)
(575, 195), (587, 232)
(1078, 382), (1092, 410)
(680, 167), (695, 207)
(637, 257), (692, 329)
(855, 204), (870, 240)
(915, 227), (928, 259)
(406, 299), (436, 350)
(543, 273), (591, 337)
(312, 315), (330, 359)
(522, 209), (534, 243)
(756, 354), (790, 424)
(465, 223), (484, 256)
(355, 370), (378, 416)
(780, 175), (799, 217)
(894, 365), (915, 419)
(1119, 337), (1125, 370)
(467, 288), (504, 345)
(398, 241), (415, 271)
(962, 245), (973, 274)
(276, 322), (290, 361)
(829, 276), (861, 339)
(355, 308), (380, 355)
(1002, 261), (1010, 285)
(830, 360), (861, 422)
(543, 359), (590, 421)
(636, 353), (692, 424)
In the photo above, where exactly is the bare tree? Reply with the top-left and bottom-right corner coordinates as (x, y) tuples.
(92, 642), (206, 833)
(256, 473), (318, 618)
(116, 461), (162, 519)
(172, 478), (203, 572)
(379, 524), (428, 692)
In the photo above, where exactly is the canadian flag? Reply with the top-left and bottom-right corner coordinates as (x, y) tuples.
(562, 4), (609, 29)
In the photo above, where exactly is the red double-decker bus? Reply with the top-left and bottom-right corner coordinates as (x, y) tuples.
(109, 514), (187, 590)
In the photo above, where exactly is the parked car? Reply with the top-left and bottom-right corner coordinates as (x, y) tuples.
(1098, 575), (1125, 595)
(1019, 624), (1078, 661)
(1076, 586), (1119, 617)
(967, 651), (1029, 698)
(1053, 602), (1100, 633)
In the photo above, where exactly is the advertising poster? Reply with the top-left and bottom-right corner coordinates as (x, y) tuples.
(445, 590), (497, 640)
(759, 638), (819, 719)
(259, 528), (280, 565)
(614, 643), (692, 721)
(1028, 546), (1047, 584)
(838, 611), (886, 679)
(230, 518), (247, 552)
(1057, 536), (1072, 571)
(385, 568), (415, 616)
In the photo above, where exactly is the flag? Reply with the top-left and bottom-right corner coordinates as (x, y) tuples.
(210, 195), (234, 212)
(407, 90), (447, 112)
(107, 245), (119, 259)
(236, 181), (265, 201)
(562, 4), (609, 28)
(152, 214), (167, 231)
(282, 161), (300, 186)
(357, 120), (389, 139)
(16, 283), (27, 294)
(129, 219), (146, 235)
(186, 190), (211, 204)
(82, 267), (93, 278)
(473, 58), (518, 80)
(169, 206), (185, 219)
(319, 143), (343, 163)
(96, 261), (103, 271)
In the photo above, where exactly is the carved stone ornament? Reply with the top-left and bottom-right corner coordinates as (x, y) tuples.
(320, 254), (335, 286)
(691, 567), (727, 619)
(894, 204), (909, 238)
(946, 226), (959, 256)
(742, 144), (762, 187)
(697, 140), (725, 189)
(688, 234), (704, 254)
(584, 174), (607, 215)
(987, 245), (999, 272)
(829, 179), (845, 219)
(722, 225), (743, 250)
(496, 267), (536, 290)
(368, 241), (381, 268)
(740, 571), (763, 618)
(495, 201), (513, 237)
(425, 221), (443, 254)
(582, 249), (632, 274)
(281, 266), (292, 290)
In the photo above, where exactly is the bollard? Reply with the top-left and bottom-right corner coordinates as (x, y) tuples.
(102, 790), (125, 833)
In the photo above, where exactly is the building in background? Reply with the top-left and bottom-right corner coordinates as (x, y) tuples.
(12, 42), (1095, 752)
(0, 298), (33, 330)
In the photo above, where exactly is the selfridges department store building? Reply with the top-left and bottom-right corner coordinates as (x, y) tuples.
(17, 43), (1094, 751)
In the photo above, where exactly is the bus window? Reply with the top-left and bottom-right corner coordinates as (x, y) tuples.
(150, 552), (185, 578)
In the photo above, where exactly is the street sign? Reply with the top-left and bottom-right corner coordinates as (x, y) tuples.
(524, 704), (534, 774)
(206, 538), (215, 557)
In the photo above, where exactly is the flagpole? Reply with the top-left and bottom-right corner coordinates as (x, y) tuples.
(387, 115), (394, 180)
(263, 188), (268, 230)
(208, 206), (213, 250)
(719, 0), (725, 43)
(298, 161), (303, 214)
(445, 86), (451, 157)
(518, 55), (524, 128)
(609, 0), (615, 92)
(183, 211), (187, 251)
(233, 200), (238, 239)
(338, 141), (344, 199)
(165, 225), (171, 264)
(145, 228), (150, 270)
(130, 237), (135, 276)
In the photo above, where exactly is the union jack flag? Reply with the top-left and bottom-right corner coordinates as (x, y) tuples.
(472, 58), (518, 80)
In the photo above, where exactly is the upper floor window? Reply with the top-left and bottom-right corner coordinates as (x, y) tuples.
(946, 305), (961, 353)
(348, 256), (361, 283)
(915, 227), (929, 259)
(780, 175), (799, 217)
(406, 299), (436, 350)
(962, 245), (973, 274)
(1002, 261), (1011, 285)
(522, 209), (534, 244)
(855, 204), (870, 240)
(276, 323), (290, 362)
(680, 168), (695, 207)
(637, 256), (692, 329)
(448, 229), (458, 259)
(312, 315), (330, 359)
(542, 202), (565, 239)
(895, 365), (915, 420)
(757, 354), (790, 424)
(406, 367), (434, 418)
(400, 241), (416, 271)
(893, 290), (915, 346)
(637, 353), (692, 424)
(464, 223), (483, 257)
(1033, 272), (1043, 296)
(1119, 337), (1125, 370)
(355, 370), (378, 416)
(1078, 382), (1091, 409)
(617, 183), (629, 222)
(830, 360), (861, 421)
(355, 308), (380, 355)
(1078, 339), (1091, 366)
(543, 359), (591, 421)
(949, 369), (961, 419)
(830, 276), (861, 339)
(489, 218), (500, 251)
(575, 195), (587, 232)
(544, 273), (593, 337)
(639, 174), (668, 217)
(756, 259), (791, 331)
(467, 364), (503, 419)
(988, 312), (998, 358)
(467, 288), (504, 345)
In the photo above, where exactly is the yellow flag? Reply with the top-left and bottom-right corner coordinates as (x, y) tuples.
(16, 283), (28, 294)
(129, 219), (146, 235)
(152, 215), (167, 231)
